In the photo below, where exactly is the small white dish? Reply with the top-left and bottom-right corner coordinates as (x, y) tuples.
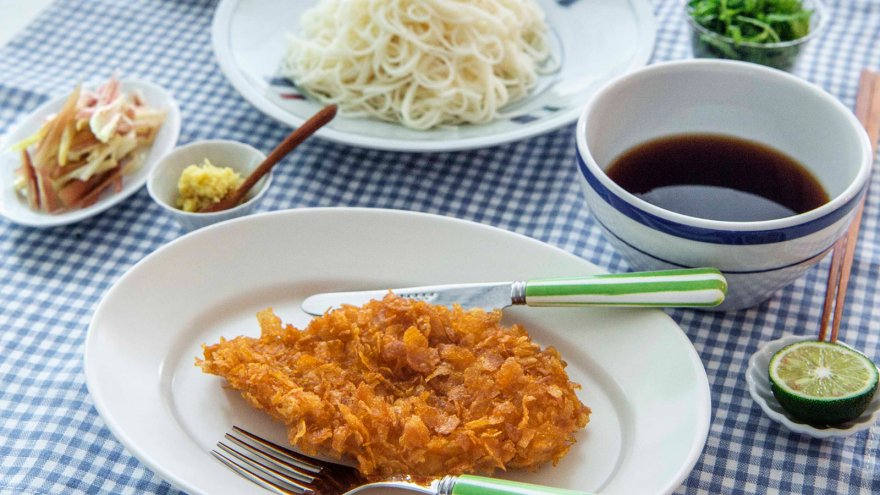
(746, 334), (880, 438)
(211, 0), (656, 152)
(147, 140), (271, 232)
(0, 79), (181, 227)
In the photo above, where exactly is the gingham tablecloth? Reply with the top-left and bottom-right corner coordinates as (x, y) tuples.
(1, 1), (879, 493)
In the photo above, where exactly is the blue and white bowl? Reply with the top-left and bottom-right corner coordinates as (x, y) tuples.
(575, 60), (873, 311)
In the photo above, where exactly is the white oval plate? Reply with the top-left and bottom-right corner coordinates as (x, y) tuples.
(747, 334), (880, 438)
(0, 79), (181, 227)
(85, 208), (709, 495)
(211, 0), (656, 152)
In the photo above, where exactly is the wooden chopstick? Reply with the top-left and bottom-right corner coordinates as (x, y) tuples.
(818, 70), (880, 342)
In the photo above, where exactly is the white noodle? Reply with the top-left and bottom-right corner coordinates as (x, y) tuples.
(280, 0), (553, 130)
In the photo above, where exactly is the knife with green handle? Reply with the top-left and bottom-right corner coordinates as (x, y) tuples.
(300, 268), (727, 315)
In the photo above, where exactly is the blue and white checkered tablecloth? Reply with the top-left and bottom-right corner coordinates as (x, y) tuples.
(1, 1), (879, 493)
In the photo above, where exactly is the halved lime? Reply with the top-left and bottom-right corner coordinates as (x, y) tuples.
(769, 340), (879, 425)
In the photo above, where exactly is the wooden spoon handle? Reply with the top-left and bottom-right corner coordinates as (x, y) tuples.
(202, 104), (337, 212)
(238, 104), (337, 200)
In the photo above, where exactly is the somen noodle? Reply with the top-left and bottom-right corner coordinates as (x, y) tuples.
(280, 0), (554, 130)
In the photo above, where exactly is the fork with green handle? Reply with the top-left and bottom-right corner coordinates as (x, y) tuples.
(300, 268), (728, 315)
(214, 426), (596, 495)
(436, 475), (595, 495)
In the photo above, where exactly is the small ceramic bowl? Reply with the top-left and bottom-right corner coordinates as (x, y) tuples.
(747, 335), (880, 438)
(575, 60), (873, 311)
(147, 140), (271, 232)
(685, 0), (827, 71)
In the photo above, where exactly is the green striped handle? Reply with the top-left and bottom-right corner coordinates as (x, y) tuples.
(448, 474), (594, 495)
(524, 268), (727, 308)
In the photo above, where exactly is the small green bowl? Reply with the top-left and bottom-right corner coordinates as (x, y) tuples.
(685, 0), (827, 72)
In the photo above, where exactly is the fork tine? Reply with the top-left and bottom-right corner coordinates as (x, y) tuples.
(217, 441), (317, 490)
(215, 426), (368, 495)
(224, 433), (319, 482)
(231, 426), (324, 474)
(211, 447), (311, 495)
(230, 426), (367, 491)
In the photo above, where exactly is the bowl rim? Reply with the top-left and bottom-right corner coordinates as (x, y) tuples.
(683, 0), (827, 49)
(574, 59), (873, 243)
(146, 139), (272, 218)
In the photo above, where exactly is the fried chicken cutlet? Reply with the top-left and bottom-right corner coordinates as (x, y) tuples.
(198, 294), (590, 480)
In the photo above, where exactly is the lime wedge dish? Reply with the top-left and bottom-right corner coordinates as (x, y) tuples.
(769, 340), (879, 425)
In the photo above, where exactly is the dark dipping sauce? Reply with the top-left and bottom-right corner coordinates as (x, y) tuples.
(606, 134), (830, 222)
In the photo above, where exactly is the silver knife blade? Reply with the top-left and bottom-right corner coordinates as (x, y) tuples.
(300, 282), (516, 316)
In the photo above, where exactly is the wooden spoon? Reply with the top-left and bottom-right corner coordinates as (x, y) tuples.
(200, 104), (337, 213)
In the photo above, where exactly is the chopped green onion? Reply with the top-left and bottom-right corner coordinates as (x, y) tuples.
(688, 0), (813, 44)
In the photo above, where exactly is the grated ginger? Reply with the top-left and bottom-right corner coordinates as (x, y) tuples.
(176, 159), (243, 212)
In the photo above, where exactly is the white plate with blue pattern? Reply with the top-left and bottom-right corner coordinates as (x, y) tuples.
(211, 0), (656, 152)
